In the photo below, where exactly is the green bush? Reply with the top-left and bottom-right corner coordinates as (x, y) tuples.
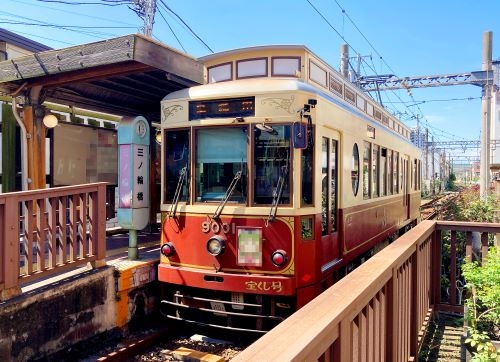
(462, 247), (500, 361)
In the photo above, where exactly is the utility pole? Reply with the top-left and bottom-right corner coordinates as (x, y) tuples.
(480, 31), (493, 198)
(134, 0), (156, 37)
(425, 128), (429, 180)
(358, 31), (496, 195)
(340, 44), (349, 79)
(431, 136), (435, 195)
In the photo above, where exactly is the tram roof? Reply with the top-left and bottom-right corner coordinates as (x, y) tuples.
(0, 33), (204, 120)
(198, 44), (312, 62)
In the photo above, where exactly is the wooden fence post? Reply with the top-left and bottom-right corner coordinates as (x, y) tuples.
(90, 182), (107, 268)
(0, 194), (21, 301)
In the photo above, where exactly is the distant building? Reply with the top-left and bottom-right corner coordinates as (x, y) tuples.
(0, 28), (52, 60)
(410, 127), (426, 149)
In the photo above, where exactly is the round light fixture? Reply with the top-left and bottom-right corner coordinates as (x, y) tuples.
(206, 236), (226, 256)
(42, 114), (59, 128)
(271, 250), (288, 267)
(160, 242), (175, 257)
(155, 129), (162, 144)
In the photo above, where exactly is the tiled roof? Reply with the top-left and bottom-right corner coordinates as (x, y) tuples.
(0, 28), (52, 53)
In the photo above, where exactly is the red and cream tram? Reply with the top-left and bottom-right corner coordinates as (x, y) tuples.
(158, 45), (421, 333)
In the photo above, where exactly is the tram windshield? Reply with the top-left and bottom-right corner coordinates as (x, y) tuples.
(164, 124), (292, 207)
(164, 130), (190, 203)
(254, 124), (291, 205)
(195, 127), (247, 203)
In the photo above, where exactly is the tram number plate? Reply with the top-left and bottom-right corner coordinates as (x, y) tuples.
(231, 293), (244, 310)
(210, 301), (227, 316)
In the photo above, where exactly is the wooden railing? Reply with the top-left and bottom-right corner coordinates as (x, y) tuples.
(233, 220), (499, 362)
(0, 183), (107, 301)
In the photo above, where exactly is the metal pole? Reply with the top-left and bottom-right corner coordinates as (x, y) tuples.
(480, 31), (492, 198)
(340, 44), (349, 79)
(128, 229), (139, 260)
(425, 128), (429, 180)
(431, 136), (435, 195)
(139, 0), (156, 37)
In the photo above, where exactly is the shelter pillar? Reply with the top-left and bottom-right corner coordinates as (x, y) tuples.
(23, 104), (47, 190)
(1, 103), (16, 192)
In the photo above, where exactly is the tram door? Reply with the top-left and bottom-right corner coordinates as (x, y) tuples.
(320, 134), (340, 267)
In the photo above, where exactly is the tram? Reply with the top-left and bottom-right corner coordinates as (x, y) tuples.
(158, 45), (421, 333)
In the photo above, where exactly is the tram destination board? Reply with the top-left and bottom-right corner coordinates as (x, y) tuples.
(189, 97), (255, 120)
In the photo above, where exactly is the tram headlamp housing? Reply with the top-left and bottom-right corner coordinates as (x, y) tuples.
(206, 236), (226, 256)
(271, 249), (288, 267)
(160, 242), (175, 257)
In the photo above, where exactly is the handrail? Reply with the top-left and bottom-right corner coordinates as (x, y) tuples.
(0, 183), (107, 301)
(232, 220), (500, 361)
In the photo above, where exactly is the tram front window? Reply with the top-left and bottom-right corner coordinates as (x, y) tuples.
(254, 125), (291, 205)
(195, 127), (247, 203)
(165, 130), (190, 203)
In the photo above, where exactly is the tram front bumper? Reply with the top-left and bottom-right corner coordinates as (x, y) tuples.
(158, 264), (295, 296)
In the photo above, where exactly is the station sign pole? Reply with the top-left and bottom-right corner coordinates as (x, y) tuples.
(117, 116), (150, 260)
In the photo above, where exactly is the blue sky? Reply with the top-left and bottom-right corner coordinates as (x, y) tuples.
(1, 0), (499, 163)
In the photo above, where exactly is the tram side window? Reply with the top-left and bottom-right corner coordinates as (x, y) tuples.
(363, 141), (371, 199)
(372, 144), (380, 198)
(330, 140), (338, 232)
(351, 143), (360, 196)
(387, 149), (393, 195)
(393, 151), (399, 193)
(301, 143), (313, 206)
(416, 159), (421, 190)
(254, 125), (291, 205)
(413, 159), (417, 190)
(165, 130), (190, 203)
(321, 138), (329, 236)
(400, 156), (404, 192)
(195, 127), (247, 203)
(381, 148), (387, 196)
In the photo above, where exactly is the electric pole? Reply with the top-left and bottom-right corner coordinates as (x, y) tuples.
(480, 31), (493, 198)
(133, 0), (157, 37)
(358, 31), (496, 197)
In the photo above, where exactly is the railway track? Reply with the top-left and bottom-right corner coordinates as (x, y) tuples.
(421, 192), (459, 220)
(83, 326), (247, 362)
(49, 197), (456, 361)
(95, 197), (459, 361)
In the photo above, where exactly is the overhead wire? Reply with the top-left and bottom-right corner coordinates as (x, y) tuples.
(0, 10), (132, 39)
(34, 0), (130, 5)
(322, 0), (477, 146)
(154, 5), (187, 53)
(309, 0), (483, 166)
(156, 0), (213, 53)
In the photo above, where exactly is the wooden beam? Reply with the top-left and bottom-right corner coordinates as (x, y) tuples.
(19, 62), (153, 90)
(23, 105), (46, 189)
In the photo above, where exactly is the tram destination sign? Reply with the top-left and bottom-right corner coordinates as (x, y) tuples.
(189, 97), (255, 120)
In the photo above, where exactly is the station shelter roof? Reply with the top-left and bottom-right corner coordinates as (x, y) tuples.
(0, 33), (204, 121)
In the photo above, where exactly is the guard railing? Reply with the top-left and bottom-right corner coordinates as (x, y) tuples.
(0, 183), (107, 301)
(233, 220), (499, 361)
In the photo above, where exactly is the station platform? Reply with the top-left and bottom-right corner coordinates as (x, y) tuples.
(0, 226), (163, 361)
(20, 227), (161, 294)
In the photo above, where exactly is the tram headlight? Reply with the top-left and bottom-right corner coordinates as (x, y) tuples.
(271, 250), (288, 267)
(161, 242), (175, 257)
(206, 236), (226, 256)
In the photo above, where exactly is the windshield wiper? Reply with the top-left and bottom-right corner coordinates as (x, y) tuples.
(268, 165), (288, 224)
(169, 166), (187, 217)
(212, 171), (242, 220)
